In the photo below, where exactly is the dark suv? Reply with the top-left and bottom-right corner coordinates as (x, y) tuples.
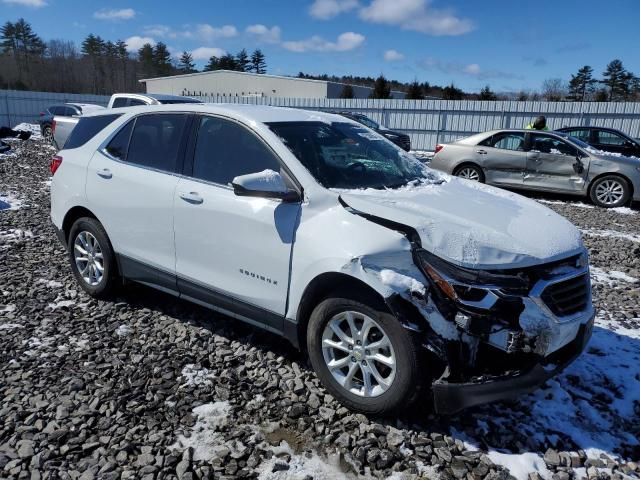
(556, 126), (640, 158)
(332, 111), (411, 151)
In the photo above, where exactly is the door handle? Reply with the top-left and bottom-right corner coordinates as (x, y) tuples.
(179, 191), (204, 205)
(97, 168), (112, 179)
(476, 149), (487, 155)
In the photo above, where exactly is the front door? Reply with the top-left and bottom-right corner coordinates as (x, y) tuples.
(524, 133), (589, 193)
(477, 131), (527, 186)
(173, 115), (301, 331)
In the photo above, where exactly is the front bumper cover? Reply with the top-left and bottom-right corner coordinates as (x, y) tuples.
(431, 314), (594, 414)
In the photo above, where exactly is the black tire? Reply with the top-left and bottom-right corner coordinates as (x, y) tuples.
(453, 163), (485, 183)
(589, 175), (631, 208)
(67, 217), (118, 298)
(306, 292), (420, 415)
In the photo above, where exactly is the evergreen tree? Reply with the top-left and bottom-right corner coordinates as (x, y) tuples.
(115, 39), (129, 90)
(204, 55), (220, 71)
(178, 51), (196, 74)
(153, 42), (172, 76)
(602, 59), (634, 101)
(568, 65), (596, 101)
(82, 34), (106, 93)
(218, 53), (238, 70)
(406, 80), (424, 100)
(478, 85), (497, 100)
(235, 48), (250, 72)
(339, 84), (354, 99)
(442, 83), (463, 100)
(137, 43), (155, 77)
(2, 19), (45, 82)
(594, 88), (608, 102)
(371, 75), (391, 99)
(250, 49), (266, 74)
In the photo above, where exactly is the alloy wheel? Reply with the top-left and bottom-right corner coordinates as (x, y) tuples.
(321, 311), (396, 397)
(457, 167), (481, 181)
(595, 179), (624, 206)
(73, 231), (104, 286)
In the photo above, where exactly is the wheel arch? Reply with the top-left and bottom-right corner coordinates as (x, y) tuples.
(587, 172), (634, 204)
(61, 206), (100, 244)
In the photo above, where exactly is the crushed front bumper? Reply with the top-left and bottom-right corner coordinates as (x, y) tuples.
(431, 315), (594, 414)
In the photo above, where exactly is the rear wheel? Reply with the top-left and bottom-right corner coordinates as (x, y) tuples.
(306, 293), (420, 414)
(589, 175), (630, 208)
(68, 217), (118, 298)
(454, 164), (485, 182)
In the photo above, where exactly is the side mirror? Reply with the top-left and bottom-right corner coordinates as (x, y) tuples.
(231, 170), (300, 202)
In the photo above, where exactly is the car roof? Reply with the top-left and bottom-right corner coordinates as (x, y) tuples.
(85, 103), (352, 125)
(556, 126), (625, 133)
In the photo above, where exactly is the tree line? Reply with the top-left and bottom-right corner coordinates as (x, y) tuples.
(0, 18), (269, 94)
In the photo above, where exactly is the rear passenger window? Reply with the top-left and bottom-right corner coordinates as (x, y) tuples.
(105, 120), (134, 160)
(128, 98), (146, 106)
(64, 114), (121, 150)
(126, 114), (188, 172)
(565, 129), (590, 142)
(112, 98), (128, 108)
(191, 116), (282, 185)
(484, 132), (525, 151)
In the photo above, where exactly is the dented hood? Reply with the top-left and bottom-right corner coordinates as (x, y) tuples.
(339, 178), (584, 269)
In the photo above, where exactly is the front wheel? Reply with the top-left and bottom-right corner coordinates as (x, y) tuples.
(306, 294), (420, 415)
(454, 164), (485, 182)
(589, 175), (630, 208)
(68, 217), (118, 298)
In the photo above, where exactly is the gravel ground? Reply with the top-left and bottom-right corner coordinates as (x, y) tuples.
(1, 137), (639, 480)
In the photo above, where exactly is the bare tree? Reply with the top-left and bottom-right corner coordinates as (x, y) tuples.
(541, 78), (567, 101)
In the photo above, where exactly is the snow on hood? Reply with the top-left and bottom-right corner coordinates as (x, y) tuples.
(340, 178), (584, 269)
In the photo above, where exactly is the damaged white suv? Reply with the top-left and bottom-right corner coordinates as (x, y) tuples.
(50, 105), (595, 414)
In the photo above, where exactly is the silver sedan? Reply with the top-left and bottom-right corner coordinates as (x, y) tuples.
(429, 129), (640, 208)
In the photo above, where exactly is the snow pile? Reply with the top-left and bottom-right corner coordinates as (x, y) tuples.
(179, 364), (217, 388)
(610, 206), (637, 215)
(115, 324), (132, 337)
(487, 451), (552, 480)
(590, 267), (638, 286)
(581, 228), (640, 244)
(0, 193), (25, 211)
(171, 401), (232, 462)
(12, 123), (42, 140)
(379, 269), (426, 296)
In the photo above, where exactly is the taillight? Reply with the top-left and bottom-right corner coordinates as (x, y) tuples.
(50, 155), (62, 175)
(434, 144), (444, 154)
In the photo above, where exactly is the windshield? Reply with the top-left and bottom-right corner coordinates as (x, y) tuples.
(268, 121), (433, 189)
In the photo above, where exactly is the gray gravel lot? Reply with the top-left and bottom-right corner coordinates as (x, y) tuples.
(1, 138), (639, 480)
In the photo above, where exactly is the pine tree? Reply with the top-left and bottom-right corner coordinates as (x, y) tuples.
(602, 59), (634, 101)
(339, 84), (354, 98)
(82, 34), (106, 93)
(235, 49), (250, 72)
(2, 19), (45, 83)
(371, 75), (391, 99)
(478, 85), (497, 100)
(115, 40), (128, 90)
(178, 51), (196, 74)
(568, 66), (596, 101)
(153, 42), (172, 76)
(137, 43), (155, 77)
(218, 53), (238, 71)
(442, 83), (464, 100)
(204, 55), (220, 72)
(406, 80), (424, 100)
(250, 49), (266, 74)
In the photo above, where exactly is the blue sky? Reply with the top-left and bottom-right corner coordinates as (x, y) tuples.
(2, 0), (639, 92)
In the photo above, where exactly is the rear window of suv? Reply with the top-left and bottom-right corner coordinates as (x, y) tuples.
(64, 114), (121, 150)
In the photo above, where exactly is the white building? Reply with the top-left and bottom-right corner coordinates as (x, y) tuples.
(140, 70), (406, 99)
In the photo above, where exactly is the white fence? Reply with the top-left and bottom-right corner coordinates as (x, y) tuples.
(3, 89), (640, 150)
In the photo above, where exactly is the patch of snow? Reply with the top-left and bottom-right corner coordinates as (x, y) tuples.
(12, 122), (42, 139)
(0, 229), (33, 250)
(115, 324), (132, 337)
(48, 299), (75, 310)
(590, 267), (638, 286)
(171, 401), (232, 461)
(179, 364), (217, 388)
(36, 279), (64, 288)
(537, 199), (594, 209)
(379, 269), (426, 295)
(581, 228), (640, 244)
(0, 323), (23, 330)
(610, 206), (637, 215)
(487, 451), (552, 480)
(0, 193), (25, 211)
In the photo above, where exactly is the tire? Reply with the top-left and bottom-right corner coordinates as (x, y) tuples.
(67, 217), (118, 298)
(589, 175), (631, 208)
(306, 292), (420, 415)
(42, 125), (53, 144)
(454, 164), (485, 183)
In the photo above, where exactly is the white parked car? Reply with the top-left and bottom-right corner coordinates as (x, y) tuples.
(107, 92), (201, 108)
(50, 105), (595, 414)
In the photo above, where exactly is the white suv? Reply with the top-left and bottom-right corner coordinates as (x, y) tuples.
(50, 104), (595, 414)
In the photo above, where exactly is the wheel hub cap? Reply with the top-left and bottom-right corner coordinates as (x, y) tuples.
(73, 231), (104, 286)
(595, 180), (623, 205)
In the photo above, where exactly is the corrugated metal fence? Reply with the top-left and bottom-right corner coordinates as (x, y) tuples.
(3, 89), (640, 150)
(0, 90), (110, 127)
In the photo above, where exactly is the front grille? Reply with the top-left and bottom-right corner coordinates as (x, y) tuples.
(541, 274), (589, 317)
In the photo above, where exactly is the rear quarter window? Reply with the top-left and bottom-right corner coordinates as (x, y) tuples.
(64, 114), (121, 150)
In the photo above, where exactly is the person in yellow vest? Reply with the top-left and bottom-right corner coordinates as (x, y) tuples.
(525, 115), (549, 130)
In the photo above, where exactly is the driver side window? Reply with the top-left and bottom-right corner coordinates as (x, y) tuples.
(484, 132), (525, 151)
(191, 116), (282, 186)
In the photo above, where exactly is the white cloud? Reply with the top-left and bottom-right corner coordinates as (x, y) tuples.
(383, 49), (404, 61)
(143, 25), (176, 38)
(191, 47), (226, 60)
(359, 0), (473, 36)
(463, 63), (481, 75)
(282, 32), (365, 53)
(309, 0), (359, 19)
(93, 8), (136, 21)
(2, 0), (47, 7)
(196, 24), (237, 41)
(124, 36), (156, 52)
(421, 57), (522, 80)
(246, 24), (281, 44)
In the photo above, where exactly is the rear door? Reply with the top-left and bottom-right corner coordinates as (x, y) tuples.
(477, 131), (526, 186)
(524, 133), (589, 192)
(86, 113), (190, 287)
